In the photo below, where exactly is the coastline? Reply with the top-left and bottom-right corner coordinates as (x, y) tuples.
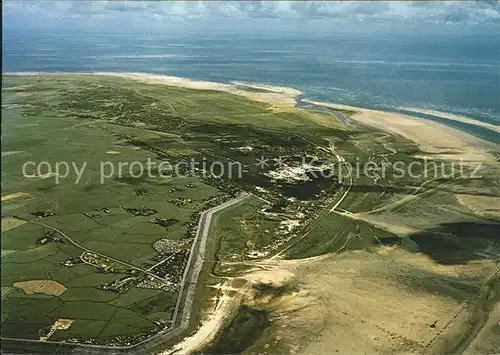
(4, 72), (499, 354)
(303, 99), (498, 163)
(399, 107), (500, 134)
(5, 71), (497, 163)
(4, 72), (302, 107)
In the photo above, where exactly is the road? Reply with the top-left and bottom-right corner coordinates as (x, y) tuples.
(270, 143), (352, 259)
(11, 217), (166, 282)
(2, 194), (252, 354)
(328, 145), (352, 212)
(171, 193), (251, 330)
(292, 133), (353, 212)
(364, 177), (459, 215)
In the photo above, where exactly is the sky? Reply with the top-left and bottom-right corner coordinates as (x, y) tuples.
(3, 1), (500, 35)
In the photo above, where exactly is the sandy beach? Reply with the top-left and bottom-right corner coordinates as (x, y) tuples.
(8, 72), (496, 159)
(9, 72), (497, 163)
(400, 107), (500, 134)
(6, 72), (302, 107)
(303, 99), (498, 162)
(99, 73), (302, 106)
(161, 282), (240, 355)
(5, 72), (498, 354)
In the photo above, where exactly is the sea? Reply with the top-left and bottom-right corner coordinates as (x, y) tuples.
(2, 27), (499, 140)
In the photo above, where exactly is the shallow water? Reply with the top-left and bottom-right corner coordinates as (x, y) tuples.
(3, 29), (499, 128)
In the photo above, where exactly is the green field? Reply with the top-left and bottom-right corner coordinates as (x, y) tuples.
(1, 75), (231, 343)
(285, 213), (399, 258)
(3, 73), (480, 348)
(1, 74), (349, 344)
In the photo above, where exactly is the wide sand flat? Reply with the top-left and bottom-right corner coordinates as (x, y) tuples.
(236, 251), (497, 355)
(6, 72), (301, 107)
(462, 302), (500, 355)
(99, 73), (302, 106)
(303, 99), (497, 162)
(400, 107), (500, 134)
(231, 80), (302, 97)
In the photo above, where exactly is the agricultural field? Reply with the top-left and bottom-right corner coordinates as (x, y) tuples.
(1, 74), (360, 346)
(1, 75), (231, 345)
(3, 74), (498, 353)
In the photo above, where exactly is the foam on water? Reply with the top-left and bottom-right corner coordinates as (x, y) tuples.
(3, 29), (499, 126)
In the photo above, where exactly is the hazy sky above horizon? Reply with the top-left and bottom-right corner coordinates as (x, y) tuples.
(3, 1), (500, 36)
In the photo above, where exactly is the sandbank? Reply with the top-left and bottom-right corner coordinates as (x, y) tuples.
(6, 72), (302, 107)
(303, 99), (498, 162)
(400, 107), (500, 134)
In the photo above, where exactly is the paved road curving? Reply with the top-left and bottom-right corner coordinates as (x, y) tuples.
(1, 194), (252, 354)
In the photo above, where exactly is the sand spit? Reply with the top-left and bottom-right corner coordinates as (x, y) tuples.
(231, 81), (303, 96)
(6, 72), (302, 107)
(164, 272), (293, 354)
(100, 73), (302, 106)
(303, 99), (498, 162)
(400, 107), (500, 134)
(8, 72), (495, 157)
(161, 281), (242, 355)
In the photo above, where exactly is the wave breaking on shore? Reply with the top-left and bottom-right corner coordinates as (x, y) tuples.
(5, 72), (498, 162)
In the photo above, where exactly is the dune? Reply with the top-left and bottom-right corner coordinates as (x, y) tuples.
(6, 72), (302, 107)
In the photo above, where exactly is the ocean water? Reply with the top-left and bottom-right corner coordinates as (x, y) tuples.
(3, 28), (499, 127)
